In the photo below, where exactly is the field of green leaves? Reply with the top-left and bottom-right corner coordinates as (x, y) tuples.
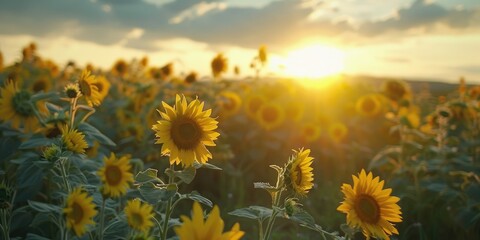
(0, 43), (479, 240)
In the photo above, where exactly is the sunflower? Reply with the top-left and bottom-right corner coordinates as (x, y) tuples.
(211, 53), (228, 78)
(61, 125), (88, 154)
(218, 91), (242, 119)
(175, 202), (244, 240)
(112, 59), (129, 77)
(0, 50), (3, 71)
(301, 122), (321, 143)
(30, 76), (52, 93)
(97, 153), (134, 198)
(328, 122), (348, 143)
(125, 199), (155, 233)
(244, 93), (266, 119)
(0, 80), (45, 132)
(285, 148), (314, 195)
(258, 45), (267, 64)
(152, 94), (220, 167)
(356, 94), (382, 117)
(382, 80), (410, 102)
(185, 71), (198, 84)
(256, 102), (285, 130)
(64, 187), (98, 237)
(93, 75), (111, 101)
(64, 83), (82, 99)
(337, 170), (402, 240)
(77, 70), (102, 106)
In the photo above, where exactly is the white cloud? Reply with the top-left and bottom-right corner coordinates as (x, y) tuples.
(169, 2), (227, 24)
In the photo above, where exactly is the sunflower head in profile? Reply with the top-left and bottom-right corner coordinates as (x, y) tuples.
(218, 91), (242, 119)
(125, 199), (155, 233)
(152, 94), (220, 167)
(284, 148), (314, 195)
(112, 59), (128, 77)
(356, 94), (382, 117)
(328, 122), (348, 143)
(211, 53), (228, 78)
(77, 70), (102, 107)
(97, 153), (134, 198)
(64, 187), (98, 237)
(244, 93), (266, 120)
(184, 71), (198, 84)
(337, 169), (402, 240)
(256, 102), (285, 130)
(92, 75), (111, 102)
(0, 80), (46, 132)
(175, 201), (244, 240)
(61, 125), (88, 154)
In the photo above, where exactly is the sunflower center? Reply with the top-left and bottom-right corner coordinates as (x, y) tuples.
(262, 106), (278, 123)
(79, 80), (92, 97)
(362, 98), (375, 113)
(72, 202), (84, 224)
(294, 164), (303, 186)
(66, 88), (79, 98)
(131, 212), (144, 226)
(33, 80), (47, 92)
(105, 165), (123, 186)
(354, 194), (380, 224)
(12, 91), (34, 116)
(171, 117), (202, 150)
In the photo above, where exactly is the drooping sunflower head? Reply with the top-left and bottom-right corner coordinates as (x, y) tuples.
(256, 102), (285, 130)
(64, 187), (98, 237)
(285, 148), (314, 195)
(337, 169), (402, 240)
(152, 94), (220, 167)
(185, 71), (198, 84)
(92, 75), (111, 101)
(125, 199), (155, 233)
(161, 63), (174, 78)
(77, 70), (101, 106)
(328, 122), (348, 143)
(244, 93), (266, 119)
(64, 83), (82, 99)
(0, 80), (42, 132)
(98, 153), (134, 198)
(112, 59), (129, 77)
(211, 53), (228, 78)
(218, 91), (242, 119)
(356, 94), (382, 117)
(301, 122), (321, 143)
(175, 201), (244, 240)
(60, 125), (88, 154)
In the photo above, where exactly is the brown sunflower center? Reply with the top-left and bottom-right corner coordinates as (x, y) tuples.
(362, 98), (376, 113)
(171, 117), (202, 150)
(262, 106), (278, 123)
(33, 79), (47, 92)
(105, 165), (122, 186)
(79, 80), (92, 97)
(72, 202), (84, 224)
(131, 212), (144, 226)
(294, 164), (303, 186)
(354, 194), (380, 224)
(12, 91), (34, 116)
(66, 88), (79, 98)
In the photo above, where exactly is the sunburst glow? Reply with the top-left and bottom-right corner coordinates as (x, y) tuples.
(282, 45), (345, 78)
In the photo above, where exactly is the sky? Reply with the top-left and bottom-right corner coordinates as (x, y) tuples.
(0, 0), (479, 82)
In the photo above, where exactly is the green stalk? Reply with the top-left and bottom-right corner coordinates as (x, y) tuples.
(1, 210), (9, 240)
(263, 170), (284, 240)
(59, 158), (71, 193)
(98, 197), (106, 240)
(161, 165), (175, 240)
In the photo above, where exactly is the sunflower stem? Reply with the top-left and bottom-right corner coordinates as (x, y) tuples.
(98, 197), (106, 240)
(1, 210), (10, 240)
(59, 158), (71, 193)
(69, 97), (78, 128)
(161, 164), (175, 240)
(258, 219), (264, 240)
(263, 169), (284, 240)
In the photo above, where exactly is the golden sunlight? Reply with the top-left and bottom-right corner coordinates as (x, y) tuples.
(282, 45), (345, 79)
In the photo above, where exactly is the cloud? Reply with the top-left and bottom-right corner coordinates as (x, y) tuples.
(359, 0), (480, 35)
(169, 2), (227, 24)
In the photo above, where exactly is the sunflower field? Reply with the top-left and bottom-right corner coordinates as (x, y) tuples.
(0, 43), (479, 240)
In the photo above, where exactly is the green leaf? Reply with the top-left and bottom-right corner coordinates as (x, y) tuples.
(229, 206), (273, 221)
(28, 200), (62, 214)
(78, 122), (116, 146)
(183, 191), (213, 208)
(175, 167), (196, 184)
(254, 182), (276, 190)
(135, 169), (164, 184)
(368, 146), (402, 170)
(138, 182), (176, 204)
(31, 92), (58, 102)
(103, 219), (129, 239)
(26, 233), (52, 240)
(287, 209), (315, 227)
(19, 135), (55, 149)
(193, 162), (222, 170)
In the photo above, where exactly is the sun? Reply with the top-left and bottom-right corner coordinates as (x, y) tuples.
(282, 45), (345, 78)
